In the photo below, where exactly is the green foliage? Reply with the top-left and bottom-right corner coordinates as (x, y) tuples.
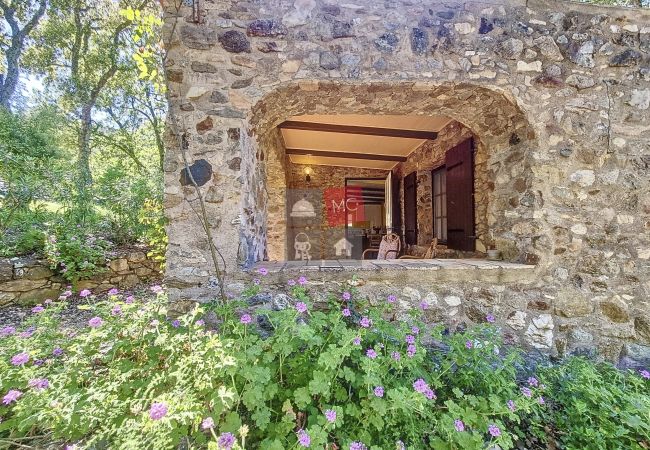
(43, 228), (113, 282)
(2, 284), (647, 449)
(138, 198), (168, 268)
(538, 357), (650, 449)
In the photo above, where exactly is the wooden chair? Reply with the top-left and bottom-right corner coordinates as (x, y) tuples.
(399, 238), (438, 259)
(362, 233), (401, 260)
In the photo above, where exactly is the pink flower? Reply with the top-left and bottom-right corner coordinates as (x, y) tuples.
(240, 314), (252, 324)
(342, 308), (351, 317)
(373, 386), (384, 397)
(366, 349), (378, 359)
(201, 416), (215, 430)
(324, 409), (336, 423)
(298, 276), (307, 285)
(79, 289), (92, 298)
(44, 299), (53, 305)
(342, 291), (351, 300)
(295, 302), (308, 313)
(359, 317), (371, 328)
(149, 402), (168, 420)
(11, 352), (29, 366)
(150, 285), (163, 294)
(88, 317), (103, 328)
(257, 267), (268, 276)
(2, 389), (22, 405)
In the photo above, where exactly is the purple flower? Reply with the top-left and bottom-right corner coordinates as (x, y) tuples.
(350, 442), (367, 450)
(640, 369), (650, 379)
(465, 340), (473, 349)
(486, 314), (495, 323)
(488, 424), (501, 437)
(295, 302), (308, 313)
(52, 347), (63, 357)
(149, 402), (168, 420)
(196, 319), (205, 327)
(201, 416), (215, 430)
(253, 278), (261, 285)
(359, 317), (371, 328)
(32, 305), (45, 314)
(240, 314), (252, 324)
(61, 290), (72, 298)
(366, 349), (378, 359)
(353, 336), (361, 346)
(88, 317), (103, 328)
(44, 299), (53, 305)
(11, 352), (29, 366)
(407, 344), (416, 357)
(150, 285), (164, 294)
(125, 295), (135, 304)
(454, 419), (465, 432)
(1, 326), (16, 337)
(171, 319), (180, 328)
(387, 294), (396, 303)
(419, 300), (429, 310)
(405, 334), (415, 344)
(28, 378), (49, 390)
(2, 389), (22, 405)
(342, 291), (351, 301)
(288, 279), (296, 286)
(19, 327), (35, 338)
(424, 388), (436, 400)
(411, 326), (420, 334)
(79, 289), (92, 298)
(257, 267), (269, 276)
(538, 396), (545, 405)
(324, 409), (336, 423)
(527, 377), (539, 387)
(111, 305), (122, 316)
(507, 399), (516, 411)
(342, 308), (351, 317)
(521, 387), (532, 398)
(298, 276), (307, 285)
(391, 351), (401, 361)
(413, 378), (428, 393)
(34, 359), (45, 366)
(108, 288), (120, 295)
(374, 386), (384, 397)
(297, 429), (310, 447)
(217, 432), (236, 449)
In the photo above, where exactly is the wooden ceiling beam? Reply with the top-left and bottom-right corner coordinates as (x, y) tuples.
(286, 148), (407, 162)
(279, 120), (438, 140)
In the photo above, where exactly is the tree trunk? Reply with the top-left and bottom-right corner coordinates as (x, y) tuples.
(76, 103), (94, 220)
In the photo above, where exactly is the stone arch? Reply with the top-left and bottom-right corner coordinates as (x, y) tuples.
(239, 80), (537, 265)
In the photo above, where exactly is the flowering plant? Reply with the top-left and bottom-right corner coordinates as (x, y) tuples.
(43, 229), (112, 282)
(0, 282), (648, 449)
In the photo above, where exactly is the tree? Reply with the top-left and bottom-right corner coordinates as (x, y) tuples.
(0, 0), (47, 110)
(26, 0), (153, 220)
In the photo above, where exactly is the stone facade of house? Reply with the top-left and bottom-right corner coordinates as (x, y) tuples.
(161, 0), (650, 365)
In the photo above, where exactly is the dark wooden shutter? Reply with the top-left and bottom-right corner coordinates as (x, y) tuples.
(404, 172), (417, 246)
(445, 139), (475, 251)
(391, 173), (402, 238)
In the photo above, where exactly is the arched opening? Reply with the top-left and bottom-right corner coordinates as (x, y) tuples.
(240, 81), (535, 268)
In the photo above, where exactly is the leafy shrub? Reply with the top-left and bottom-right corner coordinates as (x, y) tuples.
(43, 229), (113, 282)
(538, 357), (650, 449)
(0, 281), (648, 449)
(138, 198), (168, 268)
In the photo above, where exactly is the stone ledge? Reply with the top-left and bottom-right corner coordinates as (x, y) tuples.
(250, 259), (536, 283)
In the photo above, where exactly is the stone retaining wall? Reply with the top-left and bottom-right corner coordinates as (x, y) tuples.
(0, 248), (162, 306)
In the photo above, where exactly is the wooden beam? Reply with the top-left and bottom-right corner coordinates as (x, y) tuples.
(286, 148), (407, 162)
(279, 120), (438, 140)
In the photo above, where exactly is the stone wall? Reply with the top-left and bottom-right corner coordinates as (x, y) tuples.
(0, 249), (162, 306)
(161, 0), (650, 361)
